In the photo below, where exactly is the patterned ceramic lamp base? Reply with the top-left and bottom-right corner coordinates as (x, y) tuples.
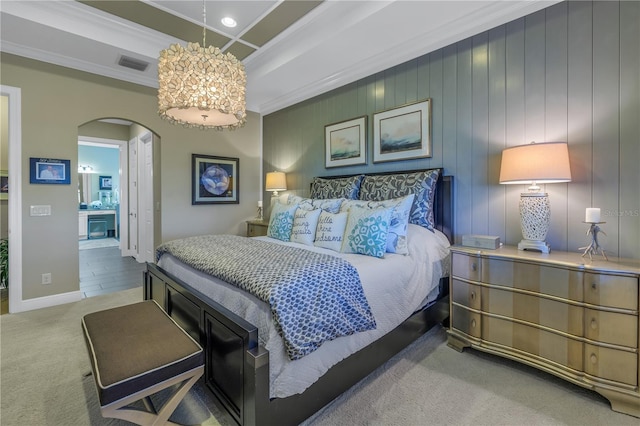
(519, 192), (551, 253)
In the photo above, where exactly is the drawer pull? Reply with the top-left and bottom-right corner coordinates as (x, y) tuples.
(590, 353), (597, 365)
(470, 291), (476, 300)
(471, 319), (476, 328)
(590, 319), (597, 330)
(591, 282), (597, 290)
(471, 263), (477, 272)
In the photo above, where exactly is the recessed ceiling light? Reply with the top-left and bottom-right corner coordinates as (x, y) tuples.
(221, 17), (237, 28)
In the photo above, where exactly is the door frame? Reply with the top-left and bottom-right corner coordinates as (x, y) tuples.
(2, 85), (23, 313)
(78, 136), (127, 251)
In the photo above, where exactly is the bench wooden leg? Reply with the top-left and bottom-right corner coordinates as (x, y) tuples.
(100, 366), (204, 426)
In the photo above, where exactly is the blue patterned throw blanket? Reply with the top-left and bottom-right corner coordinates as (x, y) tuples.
(156, 235), (376, 360)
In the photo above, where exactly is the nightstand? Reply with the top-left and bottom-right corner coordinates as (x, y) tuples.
(246, 220), (269, 237)
(448, 245), (640, 418)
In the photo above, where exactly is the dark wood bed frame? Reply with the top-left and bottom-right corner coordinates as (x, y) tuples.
(144, 170), (454, 425)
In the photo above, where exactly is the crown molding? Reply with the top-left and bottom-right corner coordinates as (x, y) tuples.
(255, 0), (560, 115)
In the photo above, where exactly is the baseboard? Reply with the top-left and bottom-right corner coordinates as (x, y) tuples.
(11, 290), (82, 313)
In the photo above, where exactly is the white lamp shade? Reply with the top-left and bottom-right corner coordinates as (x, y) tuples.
(265, 171), (287, 192)
(499, 142), (572, 185)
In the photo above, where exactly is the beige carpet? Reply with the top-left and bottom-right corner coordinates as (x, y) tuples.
(1, 288), (637, 425)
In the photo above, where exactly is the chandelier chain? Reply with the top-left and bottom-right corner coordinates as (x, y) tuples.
(202, 0), (206, 46)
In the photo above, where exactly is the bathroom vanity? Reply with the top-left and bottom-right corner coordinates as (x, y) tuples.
(79, 209), (117, 240)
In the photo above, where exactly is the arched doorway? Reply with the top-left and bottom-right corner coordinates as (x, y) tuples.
(77, 118), (160, 298)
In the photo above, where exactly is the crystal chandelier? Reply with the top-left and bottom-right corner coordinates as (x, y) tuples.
(158, 1), (246, 130)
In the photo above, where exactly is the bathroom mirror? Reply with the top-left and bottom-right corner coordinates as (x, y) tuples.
(78, 173), (92, 204)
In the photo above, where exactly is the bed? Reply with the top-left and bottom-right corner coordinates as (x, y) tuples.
(144, 169), (454, 425)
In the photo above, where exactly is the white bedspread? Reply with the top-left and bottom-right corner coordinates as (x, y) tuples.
(157, 224), (450, 398)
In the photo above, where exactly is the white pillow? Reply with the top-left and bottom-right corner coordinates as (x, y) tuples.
(287, 195), (343, 213)
(290, 208), (321, 246)
(341, 205), (392, 258)
(267, 202), (298, 241)
(314, 211), (348, 252)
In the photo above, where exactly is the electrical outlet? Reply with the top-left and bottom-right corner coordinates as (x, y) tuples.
(42, 273), (52, 285)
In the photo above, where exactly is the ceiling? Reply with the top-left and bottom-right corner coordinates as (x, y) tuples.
(1, 0), (559, 115)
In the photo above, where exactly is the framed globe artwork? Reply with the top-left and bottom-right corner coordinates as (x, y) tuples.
(192, 154), (239, 205)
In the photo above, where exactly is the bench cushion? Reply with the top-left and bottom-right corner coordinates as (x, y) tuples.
(82, 300), (203, 406)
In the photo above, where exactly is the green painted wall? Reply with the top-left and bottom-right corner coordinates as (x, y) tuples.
(263, 1), (639, 259)
(1, 53), (261, 302)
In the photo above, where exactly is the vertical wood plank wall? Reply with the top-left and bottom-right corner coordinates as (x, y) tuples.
(263, 1), (639, 259)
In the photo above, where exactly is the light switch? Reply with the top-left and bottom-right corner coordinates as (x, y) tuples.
(30, 205), (51, 216)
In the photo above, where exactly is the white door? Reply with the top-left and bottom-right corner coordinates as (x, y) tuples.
(126, 137), (139, 258)
(139, 133), (154, 263)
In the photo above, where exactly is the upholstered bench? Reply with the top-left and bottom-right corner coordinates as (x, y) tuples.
(82, 300), (204, 425)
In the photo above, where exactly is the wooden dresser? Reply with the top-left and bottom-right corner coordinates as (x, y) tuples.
(448, 245), (639, 417)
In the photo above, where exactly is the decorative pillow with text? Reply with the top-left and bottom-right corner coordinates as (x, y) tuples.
(290, 208), (322, 246)
(314, 211), (348, 252)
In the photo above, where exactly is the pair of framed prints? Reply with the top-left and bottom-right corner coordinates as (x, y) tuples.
(324, 99), (431, 168)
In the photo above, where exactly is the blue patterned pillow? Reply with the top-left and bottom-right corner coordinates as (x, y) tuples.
(341, 205), (392, 258)
(287, 195), (343, 214)
(310, 175), (364, 199)
(359, 170), (440, 231)
(267, 202), (298, 241)
(340, 194), (415, 255)
(314, 211), (348, 252)
(290, 208), (322, 245)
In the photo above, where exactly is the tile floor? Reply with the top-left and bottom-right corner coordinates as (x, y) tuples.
(79, 245), (147, 298)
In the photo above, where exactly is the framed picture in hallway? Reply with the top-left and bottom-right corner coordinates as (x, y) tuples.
(29, 158), (71, 185)
(192, 154), (239, 205)
(0, 170), (7, 200)
(99, 176), (113, 190)
(324, 116), (367, 168)
(373, 99), (432, 163)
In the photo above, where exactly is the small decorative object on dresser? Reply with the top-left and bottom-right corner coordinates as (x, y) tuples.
(448, 245), (640, 418)
(257, 200), (263, 220)
(246, 219), (269, 237)
(580, 208), (608, 260)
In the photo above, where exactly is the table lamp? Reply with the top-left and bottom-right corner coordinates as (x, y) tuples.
(499, 141), (571, 253)
(265, 171), (287, 197)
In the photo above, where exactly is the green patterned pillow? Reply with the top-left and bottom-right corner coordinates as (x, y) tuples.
(267, 202), (298, 241)
(341, 205), (392, 258)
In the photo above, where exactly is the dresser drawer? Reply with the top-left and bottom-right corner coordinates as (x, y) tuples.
(584, 273), (638, 311)
(451, 279), (481, 310)
(584, 308), (638, 348)
(483, 258), (583, 301)
(451, 253), (480, 281)
(482, 316), (583, 372)
(451, 305), (481, 338)
(584, 344), (638, 386)
(482, 286), (583, 336)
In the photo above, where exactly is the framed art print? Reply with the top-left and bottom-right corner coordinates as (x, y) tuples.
(0, 170), (7, 200)
(99, 176), (113, 190)
(325, 116), (367, 168)
(373, 99), (432, 163)
(192, 154), (239, 204)
(29, 158), (71, 184)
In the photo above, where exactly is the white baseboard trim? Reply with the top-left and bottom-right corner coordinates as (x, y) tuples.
(11, 291), (83, 313)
